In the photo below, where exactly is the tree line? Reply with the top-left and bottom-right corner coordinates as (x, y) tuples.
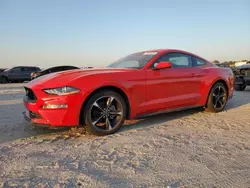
(212, 60), (250, 66)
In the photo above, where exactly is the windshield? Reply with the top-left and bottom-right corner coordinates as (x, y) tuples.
(107, 52), (158, 69)
(4, 68), (11, 72)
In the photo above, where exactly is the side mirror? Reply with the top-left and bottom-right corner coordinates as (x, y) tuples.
(154, 61), (172, 70)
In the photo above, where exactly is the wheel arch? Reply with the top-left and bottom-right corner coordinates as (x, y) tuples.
(205, 79), (229, 107)
(79, 85), (131, 125)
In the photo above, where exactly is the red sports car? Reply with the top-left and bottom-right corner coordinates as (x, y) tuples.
(23, 49), (235, 135)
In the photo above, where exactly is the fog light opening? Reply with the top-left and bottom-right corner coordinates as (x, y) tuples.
(42, 104), (68, 109)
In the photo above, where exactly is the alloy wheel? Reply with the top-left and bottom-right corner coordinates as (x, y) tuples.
(212, 86), (226, 109)
(90, 96), (124, 131)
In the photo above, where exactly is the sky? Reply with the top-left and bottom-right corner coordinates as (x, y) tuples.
(0, 0), (250, 68)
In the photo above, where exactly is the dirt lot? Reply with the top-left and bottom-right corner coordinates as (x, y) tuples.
(0, 84), (250, 188)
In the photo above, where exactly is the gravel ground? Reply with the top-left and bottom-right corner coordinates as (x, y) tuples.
(0, 84), (250, 188)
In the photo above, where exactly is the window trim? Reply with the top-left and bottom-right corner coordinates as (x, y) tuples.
(149, 52), (193, 69)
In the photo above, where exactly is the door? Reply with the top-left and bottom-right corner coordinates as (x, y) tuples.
(23, 67), (37, 80)
(144, 52), (202, 113)
(8, 67), (23, 81)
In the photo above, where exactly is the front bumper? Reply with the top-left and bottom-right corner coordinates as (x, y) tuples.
(23, 90), (87, 127)
(23, 111), (50, 127)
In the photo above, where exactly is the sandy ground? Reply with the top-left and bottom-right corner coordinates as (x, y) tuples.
(0, 83), (250, 188)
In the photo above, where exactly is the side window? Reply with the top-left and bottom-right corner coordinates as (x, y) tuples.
(43, 69), (49, 74)
(49, 68), (58, 73)
(55, 67), (65, 72)
(23, 67), (33, 72)
(11, 67), (23, 73)
(192, 57), (206, 67)
(63, 66), (72, 70)
(66, 66), (78, 70)
(153, 53), (192, 68)
(50, 67), (67, 72)
(28, 67), (40, 71)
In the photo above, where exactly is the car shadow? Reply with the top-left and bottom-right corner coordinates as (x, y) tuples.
(119, 107), (202, 133)
(0, 101), (201, 143)
(0, 102), (75, 143)
(120, 87), (250, 133)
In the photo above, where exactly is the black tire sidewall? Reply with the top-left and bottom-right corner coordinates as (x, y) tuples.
(83, 90), (127, 136)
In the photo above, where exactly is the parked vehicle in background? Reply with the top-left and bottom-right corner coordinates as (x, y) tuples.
(217, 64), (230, 68)
(0, 68), (7, 72)
(0, 66), (41, 83)
(23, 49), (235, 136)
(31, 65), (80, 80)
(234, 64), (250, 91)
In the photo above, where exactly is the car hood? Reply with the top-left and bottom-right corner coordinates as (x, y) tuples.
(26, 68), (137, 89)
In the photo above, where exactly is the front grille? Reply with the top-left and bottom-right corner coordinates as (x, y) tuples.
(24, 87), (37, 101)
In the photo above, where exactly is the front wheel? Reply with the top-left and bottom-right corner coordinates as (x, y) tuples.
(205, 83), (228, 113)
(83, 90), (127, 136)
(0, 76), (8, 84)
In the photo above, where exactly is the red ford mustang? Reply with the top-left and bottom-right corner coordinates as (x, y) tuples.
(23, 49), (235, 135)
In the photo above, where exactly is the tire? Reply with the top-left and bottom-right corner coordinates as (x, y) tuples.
(235, 84), (246, 91)
(205, 82), (228, 113)
(0, 76), (8, 84)
(83, 90), (127, 136)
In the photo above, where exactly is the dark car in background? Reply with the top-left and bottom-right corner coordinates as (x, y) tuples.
(234, 64), (250, 91)
(31, 65), (80, 80)
(0, 68), (7, 72)
(0, 66), (41, 84)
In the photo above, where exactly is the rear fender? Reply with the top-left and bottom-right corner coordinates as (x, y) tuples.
(200, 76), (230, 106)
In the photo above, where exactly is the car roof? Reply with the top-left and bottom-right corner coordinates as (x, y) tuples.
(12, 66), (39, 68)
(142, 49), (196, 54)
(139, 49), (209, 62)
(237, 64), (250, 69)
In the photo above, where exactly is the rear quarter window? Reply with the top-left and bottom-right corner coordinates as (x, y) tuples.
(192, 56), (206, 67)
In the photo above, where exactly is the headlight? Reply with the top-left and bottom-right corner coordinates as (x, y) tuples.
(43, 86), (80, 96)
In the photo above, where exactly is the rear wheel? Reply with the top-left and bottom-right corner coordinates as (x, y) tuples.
(235, 84), (246, 91)
(83, 90), (127, 136)
(205, 82), (228, 113)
